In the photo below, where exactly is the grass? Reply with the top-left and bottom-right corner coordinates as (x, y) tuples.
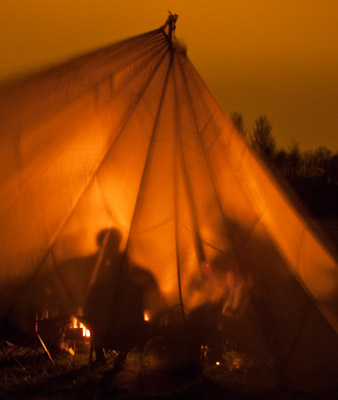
(1, 344), (338, 400)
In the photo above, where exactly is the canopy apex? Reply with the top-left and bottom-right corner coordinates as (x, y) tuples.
(162, 11), (178, 43)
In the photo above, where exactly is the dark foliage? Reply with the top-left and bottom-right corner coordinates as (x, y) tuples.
(232, 112), (338, 221)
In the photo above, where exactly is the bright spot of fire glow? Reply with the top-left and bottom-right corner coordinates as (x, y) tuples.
(143, 311), (150, 322)
(72, 316), (91, 337)
(216, 361), (220, 366)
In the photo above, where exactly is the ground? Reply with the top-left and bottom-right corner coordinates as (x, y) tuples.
(1, 344), (337, 400)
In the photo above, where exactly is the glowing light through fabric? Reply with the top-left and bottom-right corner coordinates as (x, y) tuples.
(0, 26), (337, 391)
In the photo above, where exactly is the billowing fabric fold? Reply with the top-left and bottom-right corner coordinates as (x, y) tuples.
(0, 26), (337, 391)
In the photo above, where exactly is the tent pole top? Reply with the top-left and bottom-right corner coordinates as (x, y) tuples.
(162, 11), (178, 45)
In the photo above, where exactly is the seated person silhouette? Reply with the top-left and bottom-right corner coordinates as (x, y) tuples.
(84, 228), (159, 370)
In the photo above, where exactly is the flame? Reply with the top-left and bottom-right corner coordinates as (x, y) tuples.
(71, 316), (91, 337)
(143, 311), (150, 322)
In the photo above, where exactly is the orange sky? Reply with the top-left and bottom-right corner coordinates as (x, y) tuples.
(1, 0), (338, 151)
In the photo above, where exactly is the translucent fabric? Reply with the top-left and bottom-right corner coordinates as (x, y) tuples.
(0, 27), (337, 391)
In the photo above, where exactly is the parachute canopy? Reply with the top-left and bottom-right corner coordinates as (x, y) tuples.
(0, 23), (338, 391)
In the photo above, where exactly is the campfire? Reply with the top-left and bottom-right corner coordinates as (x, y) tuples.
(62, 316), (91, 355)
(72, 317), (91, 338)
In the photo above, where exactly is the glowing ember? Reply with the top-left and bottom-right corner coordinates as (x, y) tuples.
(143, 311), (150, 322)
(71, 316), (91, 337)
(216, 361), (221, 366)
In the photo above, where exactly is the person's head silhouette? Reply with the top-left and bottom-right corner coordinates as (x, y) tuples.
(96, 228), (122, 258)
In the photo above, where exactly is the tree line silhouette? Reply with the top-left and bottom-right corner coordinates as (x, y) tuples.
(230, 112), (338, 220)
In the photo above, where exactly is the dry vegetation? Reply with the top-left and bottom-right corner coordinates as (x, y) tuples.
(1, 342), (338, 400)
